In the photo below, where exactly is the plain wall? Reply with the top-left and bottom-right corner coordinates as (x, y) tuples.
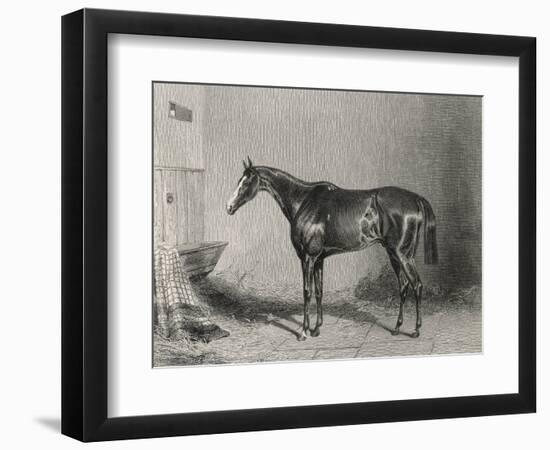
(155, 83), (481, 291)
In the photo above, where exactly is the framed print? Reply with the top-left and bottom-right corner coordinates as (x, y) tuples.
(61, 8), (536, 442)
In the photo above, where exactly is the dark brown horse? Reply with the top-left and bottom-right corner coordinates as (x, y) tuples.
(226, 158), (438, 341)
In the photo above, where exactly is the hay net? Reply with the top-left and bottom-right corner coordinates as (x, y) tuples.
(154, 245), (229, 342)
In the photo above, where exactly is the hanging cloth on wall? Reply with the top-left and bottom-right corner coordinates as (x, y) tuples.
(154, 244), (229, 342)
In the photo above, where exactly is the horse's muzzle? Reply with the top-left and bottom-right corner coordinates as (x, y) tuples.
(226, 204), (235, 215)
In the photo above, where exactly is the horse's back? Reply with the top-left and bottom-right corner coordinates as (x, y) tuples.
(319, 185), (422, 214)
(295, 184), (427, 256)
(376, 186), (423, 205)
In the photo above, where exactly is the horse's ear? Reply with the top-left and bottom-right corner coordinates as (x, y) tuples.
(242, 159), (248, 170)
(247, 156), (253, 168)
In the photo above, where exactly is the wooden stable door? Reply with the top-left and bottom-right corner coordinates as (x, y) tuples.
(154, 168), (205, 246)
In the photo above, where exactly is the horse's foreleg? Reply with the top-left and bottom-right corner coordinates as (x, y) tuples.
(310, 259), (324, 337)
(299, 257), (315, 341)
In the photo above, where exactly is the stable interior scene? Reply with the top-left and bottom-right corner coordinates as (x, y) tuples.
(152, 82), (482, 367)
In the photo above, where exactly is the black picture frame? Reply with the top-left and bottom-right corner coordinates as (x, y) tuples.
(61, 8), (536, 442)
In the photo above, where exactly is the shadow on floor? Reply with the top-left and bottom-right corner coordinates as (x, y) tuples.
(193, 276), (383, 328)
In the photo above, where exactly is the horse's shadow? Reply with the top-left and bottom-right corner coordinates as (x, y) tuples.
(372, 319), (418, 338)
(268, 318), (302, 339)
(266, 309), (411, 340)
(193, 276), (408, 339)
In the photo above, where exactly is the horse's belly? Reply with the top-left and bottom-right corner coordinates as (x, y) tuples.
(324, 223), (367, 253)
(324, 203), (383, 254)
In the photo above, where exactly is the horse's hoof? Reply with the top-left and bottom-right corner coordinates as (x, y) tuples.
(391, 328), (400, 336)
(310, 328), (320, 337)
(411, 331), (420, 338)
(297, 332), (307, 341)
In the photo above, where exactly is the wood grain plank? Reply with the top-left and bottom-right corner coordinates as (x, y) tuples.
(162, 170), (178, 246)
(153, 169), (164, 245)
(175, 170), (189, 245)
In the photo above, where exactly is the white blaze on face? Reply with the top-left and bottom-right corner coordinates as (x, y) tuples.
(227, 174), (248, 212)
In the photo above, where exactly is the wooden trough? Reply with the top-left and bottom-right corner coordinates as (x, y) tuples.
(177, 241), (228, 279)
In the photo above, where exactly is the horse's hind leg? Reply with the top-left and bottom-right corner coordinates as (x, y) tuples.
(299, 256), (315, 341)
(310, 259), (324, 337)
(398, 256), (423, 338)
(388, 253), (409, 336)
(391, 215), (423, 337)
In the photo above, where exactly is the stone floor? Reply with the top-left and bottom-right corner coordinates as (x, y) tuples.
(157, 307), (482, 366)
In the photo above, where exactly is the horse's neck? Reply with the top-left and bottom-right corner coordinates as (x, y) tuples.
(256, 167), (311, 221)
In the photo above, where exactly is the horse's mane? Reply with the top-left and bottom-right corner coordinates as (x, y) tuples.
(254, 166), (340, 190)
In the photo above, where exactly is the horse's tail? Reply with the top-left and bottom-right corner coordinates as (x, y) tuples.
(419, 197), (438, 265)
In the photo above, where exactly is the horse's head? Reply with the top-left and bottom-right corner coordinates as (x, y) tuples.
(226, 157), (261, 215)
